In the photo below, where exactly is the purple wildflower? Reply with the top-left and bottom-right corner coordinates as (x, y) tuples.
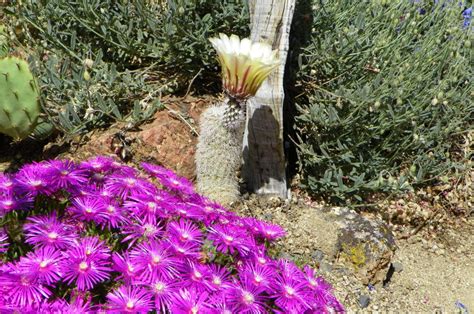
(170, 288), (211, 314)
(124, 192), (169, 220)
(1, 263), (51, 307)
(14, 163), (51, 196)
(122, 216), (164, 247)
(106, 285), (153, 313)
(240, 261), (275, 288)
(270, 260), (310, 313)
(130, 240), (179, 282)
(23, 214), (76, 249)
(0, 228), (8, 254)
(18, 246), (63, 285)
(167, 219), (203, 244)
(149, 275), (180, 312)
(226, 278), (268, 314)
(99, 200), (129, 229)
(168, 238), (202, 260)
(61, 237), (111, 290)
(45, 159), (88, 192)
(69, 196), (108, 223)
(207, 264), (231, 292)
(208, 224), (252, 256)
(245, 218), (286, 242)
(104, 175), (151, 199)
(181, 260), (210, 292)
(112, 252), (142, 284)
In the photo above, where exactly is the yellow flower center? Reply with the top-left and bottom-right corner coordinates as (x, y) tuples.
(126, 301), (134, 309)
(79, 261), (88, 271)
(243, 291), (255, 304)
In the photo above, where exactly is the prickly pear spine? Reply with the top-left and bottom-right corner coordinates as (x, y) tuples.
(0, 57), (40, 140)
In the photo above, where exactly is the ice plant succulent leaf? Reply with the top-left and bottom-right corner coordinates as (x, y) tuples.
(209, 33), (279, 99)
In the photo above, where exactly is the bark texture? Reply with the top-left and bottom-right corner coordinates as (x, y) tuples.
(243, 0), (295, 198)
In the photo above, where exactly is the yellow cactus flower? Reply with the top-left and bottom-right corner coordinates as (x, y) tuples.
(209, 33), (279, 99)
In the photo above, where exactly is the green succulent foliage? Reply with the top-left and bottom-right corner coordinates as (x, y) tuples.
(0, 57), (40, 140)
(3, 0), (249, 137)
(296, 0), (473, 203)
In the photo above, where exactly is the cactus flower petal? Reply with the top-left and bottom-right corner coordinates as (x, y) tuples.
(209, 34), (279, 99)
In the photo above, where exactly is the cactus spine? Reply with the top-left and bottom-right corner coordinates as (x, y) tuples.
(0, 57), (40, 140)
(196, 98), (246, 205)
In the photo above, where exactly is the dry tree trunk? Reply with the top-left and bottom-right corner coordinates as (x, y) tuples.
(242, 0), (295, 199)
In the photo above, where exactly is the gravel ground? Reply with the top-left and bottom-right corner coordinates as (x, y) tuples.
(235, 195), (474, 313)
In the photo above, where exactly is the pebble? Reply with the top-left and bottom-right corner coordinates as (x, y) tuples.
(359, 295), (371, 308)
(392, 261), (404, 273)
(311, 250), (325, 262)
(320, 262), (333, 273)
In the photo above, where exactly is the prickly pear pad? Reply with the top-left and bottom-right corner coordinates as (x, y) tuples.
(0, 57), (40, 139)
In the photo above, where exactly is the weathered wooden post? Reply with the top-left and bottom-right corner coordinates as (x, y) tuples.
(242, 0), (296, 198)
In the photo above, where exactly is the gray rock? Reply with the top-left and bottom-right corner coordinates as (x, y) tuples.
(359, 295), (371, 308)
(311, 249), (325, 262)
(392, 261), (403, 273)
(319, 262), (333, 274)
(304, 206), (397, 285)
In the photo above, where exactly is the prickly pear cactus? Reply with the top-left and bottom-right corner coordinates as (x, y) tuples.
(0, 57), (40, 140)
(0, 25), (8, 58)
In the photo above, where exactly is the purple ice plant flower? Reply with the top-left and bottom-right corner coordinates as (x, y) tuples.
(122, 216), (164, 247)
(44, 159), (88, 192)
(180, 260), (211, 292)
(208, 223), (252, 256)
(23, 214), (77, 249)
(303, 265), (344, 313)
(240, 261), (275, 288)
(148, 275), (180, 312)
(112, 252), (142, 284)
(170, 288), (211, 314)
(226, 277), (268, 314)
(14, 163), (52, 196)
(0, 228), (8, 254)
(0, 263), (51, 307)
(270, 260), (311, 313)
(167, 219), (203, 244)
(69, 196), (108, 224)
(99, 199), (129, 229)
(17, 246), (63, 285)
(104, 174), (152, 199)
(61, 237), (111, 290)
(244, 218), (286, 242)
(106, 285), (153, 313)
(124, 192), (170, 220)
(141, 162), (195, 196)
(207, 264), (231, 292)
(130, 240), (179, 282)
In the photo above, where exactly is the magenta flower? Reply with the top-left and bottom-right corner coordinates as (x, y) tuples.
(148, 275), (180, 312)
(18, 246), (63, 285)
(167, 219), (203, 244)
(226, 278), (268, 314)
(112, 252), (142, 284)
(104, 175), (151, 199)
(61, 237), (111, 290)
(303, 266), (343, 313)
(14, 163), (51, 196)
(0, 173), (15, 192)
(80, 156), (115, 173)
(124, 192), (169, 220)
(270, 261), (310, 313)
(141, 162), (195, 196)
(1, 263), (51, 307)
(170, 288), (211, 314)
(45, 159), (88, 192)
(23, 214), (77, 249)
(100, 200), (129, 229)
(208, 224), (252, 256)
(0, 228), (8, 254)
(0, 191), (32, 214)
(130, 240), (179, 282)
(122, 216), (164, 247)
(244, 218), (286, 242)
(106, 285), (153, 313)
(168, 238), (202, 260)
(180, 260), (210, 292)
(240, 261), (275, 288)
(207, 264), (231, 292)
(69, 196), (108, 223)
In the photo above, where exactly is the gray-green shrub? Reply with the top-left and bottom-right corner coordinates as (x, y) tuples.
(3, 0), (249, 136)
(296, 0), (473, 203)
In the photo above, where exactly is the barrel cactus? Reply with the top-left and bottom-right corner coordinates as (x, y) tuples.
(0, 57), (40, 140)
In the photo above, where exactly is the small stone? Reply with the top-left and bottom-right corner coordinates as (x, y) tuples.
(311, 250), (325, 262)
(392, 261), (403, 273)
(319, 262), (333, 273)
(359, 295), (371, 308)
